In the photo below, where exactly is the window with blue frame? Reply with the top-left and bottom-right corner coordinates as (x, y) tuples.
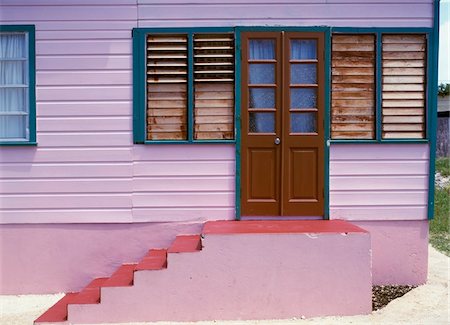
(133, 29), (235, 143)
(0, 25), (36, 145)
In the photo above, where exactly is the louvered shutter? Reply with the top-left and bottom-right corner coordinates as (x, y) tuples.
(382, 34), (426, 139)
(331, 34), (376, 139)
(194, 34), (235, 140)
(147, 34), (188, 140)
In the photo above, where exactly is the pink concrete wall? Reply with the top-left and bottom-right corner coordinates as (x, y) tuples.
(0, 222), (203, 294)
(354, 220), (429, 285)
(68, 231), (372, 322)
(0, 220), (428, 294)
(330, 144), (429, 221)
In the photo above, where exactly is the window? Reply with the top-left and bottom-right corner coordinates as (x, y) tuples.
(331, 32), (428, 141)
(133, 28), (235, 143)
(0, 25), (36, 145)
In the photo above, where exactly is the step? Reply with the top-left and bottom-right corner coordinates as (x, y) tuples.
(102, 264), (137, 287)
(203, 219), (367, 234)
(70, 278), (108, 305)
(65, 220), (371, 324)
(168, 235), (202, 253)
(34, 293), (78, 323)
(135, 249), (167, 271)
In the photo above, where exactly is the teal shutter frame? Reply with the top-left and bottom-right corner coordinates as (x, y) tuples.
(330, 27), (433, 144)
(132, 27), (236, 144)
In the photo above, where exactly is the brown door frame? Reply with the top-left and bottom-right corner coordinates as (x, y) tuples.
(240, 30), (326, 218)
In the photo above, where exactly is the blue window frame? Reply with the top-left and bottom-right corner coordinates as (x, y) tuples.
(0, 25), (36, 146)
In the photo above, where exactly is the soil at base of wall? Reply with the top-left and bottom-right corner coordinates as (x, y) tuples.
(372, 285), (417, 311)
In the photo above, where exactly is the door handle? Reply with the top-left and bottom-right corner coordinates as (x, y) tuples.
(274, 137), (281, 145)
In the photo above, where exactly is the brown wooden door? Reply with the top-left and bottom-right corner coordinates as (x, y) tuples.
(241, 31), (324, 217)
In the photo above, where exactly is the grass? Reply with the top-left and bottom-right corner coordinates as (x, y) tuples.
(430, 157), (450, 256)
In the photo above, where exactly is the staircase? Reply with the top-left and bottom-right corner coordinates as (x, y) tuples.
(35, 220), (372, 324)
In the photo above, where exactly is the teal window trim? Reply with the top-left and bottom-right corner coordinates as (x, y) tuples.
(234, 28), (242, 220)
(324, 27), (331, 220)
(427, 0), (440, 220)
(331, 27), (433, 144)
(132, 27), (236, 144)
(0, 25), (36, 146)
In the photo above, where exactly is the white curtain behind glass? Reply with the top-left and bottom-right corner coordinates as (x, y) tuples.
(0, 33), (28, 140)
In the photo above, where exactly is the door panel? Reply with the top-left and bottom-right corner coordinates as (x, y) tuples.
(241, 31), (324, 217)
(241, 32), (282, 216)
(248, 148), (277, 200)
(288, 148), (318, 201)
(282, 32), (324, 216)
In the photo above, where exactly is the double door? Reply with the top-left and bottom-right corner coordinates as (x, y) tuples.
(241, 32), (325, 217)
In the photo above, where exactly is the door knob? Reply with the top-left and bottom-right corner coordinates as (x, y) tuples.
(274, 137), (281, 145)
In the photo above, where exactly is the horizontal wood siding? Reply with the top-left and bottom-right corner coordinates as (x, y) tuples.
(331, 34), (376, 139)
(146, 35), (188, 140)
(132, 145), (235, 222)
(0, 1), (137, 223)
(330, 144), (429, 221)
(194, 33), (235, 140)
(137, 0), (433, 28)
(382, 34), (427, 139)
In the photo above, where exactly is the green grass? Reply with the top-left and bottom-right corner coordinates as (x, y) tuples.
(430, 158), (450, 256)
(435, 157), (450, 177)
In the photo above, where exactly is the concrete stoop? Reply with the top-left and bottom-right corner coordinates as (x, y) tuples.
(35, 220), (372, 324)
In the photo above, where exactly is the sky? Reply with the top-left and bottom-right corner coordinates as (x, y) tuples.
(439, 0), (450, 83)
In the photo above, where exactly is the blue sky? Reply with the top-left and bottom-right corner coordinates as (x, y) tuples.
(439, 0), (449, 83)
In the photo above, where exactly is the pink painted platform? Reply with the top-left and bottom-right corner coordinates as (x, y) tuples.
(35, 220), (372, 324)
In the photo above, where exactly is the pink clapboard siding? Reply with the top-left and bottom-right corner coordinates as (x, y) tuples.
(0, 1), (434, 224)
(330, 144), (429, 221)
(137, 0), (433, 27)
(132, 145), (236, 222)
(0, 1), (137, 224)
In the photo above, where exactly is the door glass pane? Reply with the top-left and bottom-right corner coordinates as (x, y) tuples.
(291, 112), (317, 133)
(291, 39), (317, 60)
(249, 39), (275, 60)
(250, 88), (275, 108)
(249, 64), (275, 84)
(290, 88), (317, 109)
(249, 112), (275, 133)
(291, 63), (317, 84)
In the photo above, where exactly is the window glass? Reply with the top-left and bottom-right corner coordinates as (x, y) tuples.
(0, 32), (29, 142)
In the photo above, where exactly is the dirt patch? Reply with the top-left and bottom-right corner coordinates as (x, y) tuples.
(372, 285), (416, 311)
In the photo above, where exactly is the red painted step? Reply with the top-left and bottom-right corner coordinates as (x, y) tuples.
(168, 235), (202, 253)
(203, 220), (368, 235)
(135, 249), (167, 271)
(102, 264), (137, 287)
(34, 292), (78, 323)
(70, 277), (109, 305)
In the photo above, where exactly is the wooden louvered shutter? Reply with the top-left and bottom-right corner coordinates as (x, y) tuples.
(194, 34), (235, 140)
(331, 34), (376, 139)
(382, 34), (426, 139)
(147, 34), (188, 140)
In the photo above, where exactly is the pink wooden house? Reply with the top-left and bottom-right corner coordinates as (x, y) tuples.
(0, 0), (440, 323)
